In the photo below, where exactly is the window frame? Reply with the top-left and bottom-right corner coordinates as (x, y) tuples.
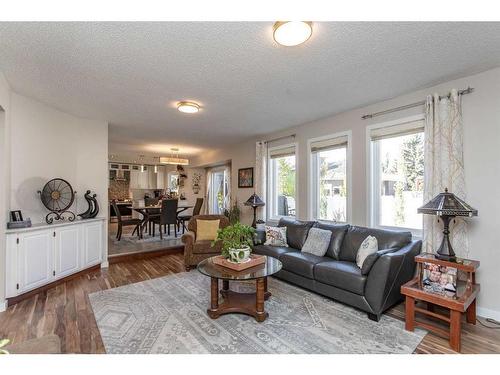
(366, 114), (425, 238)
(307, 130), (352, 223)
(267, 142), (299, 220)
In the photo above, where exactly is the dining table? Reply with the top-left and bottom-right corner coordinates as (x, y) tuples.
(132, 202), (194, 234)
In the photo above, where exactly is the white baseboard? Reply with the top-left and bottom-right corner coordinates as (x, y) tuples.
(101, 261), (109, 269)
(0, 299), (6, 312)
(477, 306), (500, 322)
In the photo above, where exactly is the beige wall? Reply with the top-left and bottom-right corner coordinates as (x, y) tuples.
(0, 73), (11, 310)
(9, 93), (109, 223)
(193, 67), (500, 319)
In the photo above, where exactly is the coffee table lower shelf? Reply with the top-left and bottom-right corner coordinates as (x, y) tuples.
(207, 278), (271, 322)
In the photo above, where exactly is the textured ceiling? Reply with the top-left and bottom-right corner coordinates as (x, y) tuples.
(1, 22), (500, 158)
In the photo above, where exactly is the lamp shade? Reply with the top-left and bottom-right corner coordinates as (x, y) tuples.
(417, 188), (477, 217)
(244, 193), (265, 207)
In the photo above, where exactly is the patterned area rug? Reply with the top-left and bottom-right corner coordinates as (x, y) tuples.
(89, 272), (425, 354)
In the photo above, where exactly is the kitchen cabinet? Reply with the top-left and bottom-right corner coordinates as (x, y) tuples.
(54, 226), (80, 279)
(18, 230), (53, 293)
(5, 218), (106, 298)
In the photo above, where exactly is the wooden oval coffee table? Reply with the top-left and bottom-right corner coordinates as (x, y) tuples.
(197, 255), (282, 322)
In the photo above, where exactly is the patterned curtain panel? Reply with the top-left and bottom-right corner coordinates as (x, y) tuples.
(223, 164), (231, 210)
(423, 89), (469, 257)
(255, 141), (268, 221)
(204, 169), (212, 214)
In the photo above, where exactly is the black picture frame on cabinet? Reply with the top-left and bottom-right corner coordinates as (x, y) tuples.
(10, 210), (23, 222)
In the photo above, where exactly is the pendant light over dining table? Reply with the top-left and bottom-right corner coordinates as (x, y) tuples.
(160, 148), (189, 166)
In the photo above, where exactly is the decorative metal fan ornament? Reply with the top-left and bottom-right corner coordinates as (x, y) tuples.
(38, 178), (76, 224)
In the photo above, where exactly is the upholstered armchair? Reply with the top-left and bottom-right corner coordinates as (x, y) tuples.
(181, 215), (230, 271)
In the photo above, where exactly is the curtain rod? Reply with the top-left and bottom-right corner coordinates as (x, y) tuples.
(261, 133), (296, 144)
(361, 87), (474, 120)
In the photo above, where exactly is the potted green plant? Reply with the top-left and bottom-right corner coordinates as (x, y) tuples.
(0, 339), (10, 354)
(212, 222), (255, 263)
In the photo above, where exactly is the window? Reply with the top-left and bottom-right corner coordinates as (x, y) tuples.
(310, 134), (349, 222)
(268, 144), (297, 218)
(369, 118), (425, 234)
(207, 166), (230, 215)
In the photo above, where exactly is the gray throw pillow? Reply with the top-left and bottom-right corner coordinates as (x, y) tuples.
(356, 235), (378, 268)
(301, 228), (332, 256)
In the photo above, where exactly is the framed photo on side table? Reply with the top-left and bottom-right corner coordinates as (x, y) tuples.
(238, 167), (254, 188)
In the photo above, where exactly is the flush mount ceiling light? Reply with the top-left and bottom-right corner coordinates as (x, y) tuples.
(273, 21), (313, 47)
(160, 148), (189, 166)
(177, 101), (200, 114)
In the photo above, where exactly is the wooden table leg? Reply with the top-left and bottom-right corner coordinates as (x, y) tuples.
(222, 280), (229, 294)
(255, 278), (267, 322)
(263, 276), (271, 300)
(207, 277), (219, 318)
(466, 299), (477, 325)
(450, 310), (462, 352)
(405, 296), (415, 332)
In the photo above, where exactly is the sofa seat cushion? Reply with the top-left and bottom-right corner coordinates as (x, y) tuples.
(280, 252), (326, 279)
(314, 260), (367, 295)
(253, 245), (298, 260)
(193, 240), (220, 254)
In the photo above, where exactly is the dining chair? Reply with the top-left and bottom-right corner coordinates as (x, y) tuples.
(177, 198), (203, 234)
(112, 200), (143, 241)
(151, 198), (179, 239)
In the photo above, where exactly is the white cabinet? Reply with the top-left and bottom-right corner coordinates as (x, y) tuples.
(18, 230), (53, 293)
(130, 169), (140, 189)
(138, 168), (149, 189)
(54, 226), (80, 279)
(156, 166), (165, 189)
(82, 221), (103, 268)
(5, 218), (106, 298)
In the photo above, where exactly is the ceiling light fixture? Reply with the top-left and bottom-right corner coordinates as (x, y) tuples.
(177, 101), (200, 114)
(160, 148), (189, 166)
(273, 21), (313, 47)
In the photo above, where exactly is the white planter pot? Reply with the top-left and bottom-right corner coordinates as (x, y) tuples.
(228, 245), (251, 263)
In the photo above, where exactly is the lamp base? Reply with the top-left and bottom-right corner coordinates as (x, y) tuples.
(435, 215), (457, 262)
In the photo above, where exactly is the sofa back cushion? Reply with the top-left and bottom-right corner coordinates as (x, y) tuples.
(278, 217), (315, 249)
(313, 222), (349, 259)
(339, 226), (411, 262)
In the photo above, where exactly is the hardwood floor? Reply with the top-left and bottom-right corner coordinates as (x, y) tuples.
(1, 253), (499, 354)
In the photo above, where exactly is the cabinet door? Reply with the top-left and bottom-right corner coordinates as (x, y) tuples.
(156, 167), (165, 189)
(130, 170), (139, 189)
(139, 170), (149, 189)
(83, 222), (103, 268)
(6, 234), (20, 297)
(148, 169), (157, 189)
(19, 230), (54, 293)
(54, 226), (80, 279)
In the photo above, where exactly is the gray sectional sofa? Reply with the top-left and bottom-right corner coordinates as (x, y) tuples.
(253, 218), (422, 321)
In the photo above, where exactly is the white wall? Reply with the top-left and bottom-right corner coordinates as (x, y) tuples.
(193, 67), (500, 319)
(0, 73), (11, 310)
(9, 93), (109, 224)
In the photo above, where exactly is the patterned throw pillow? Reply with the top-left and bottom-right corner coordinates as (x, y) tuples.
(264, 226), (288, 247)
(356, 235), (378, 268)
(301, 228), (332, 256)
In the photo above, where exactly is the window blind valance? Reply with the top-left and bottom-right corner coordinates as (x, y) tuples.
(310, 135), (348, 153)
(370, 119), (424, 141)
(269, 145), (296, 159)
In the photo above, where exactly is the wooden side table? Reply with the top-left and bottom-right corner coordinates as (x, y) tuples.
(401, 253), (480, 353)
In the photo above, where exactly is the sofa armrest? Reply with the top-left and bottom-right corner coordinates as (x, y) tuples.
(181, 231), (195, 245)
(361, 247), (399, 275)
(365, 240), (421, 315)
